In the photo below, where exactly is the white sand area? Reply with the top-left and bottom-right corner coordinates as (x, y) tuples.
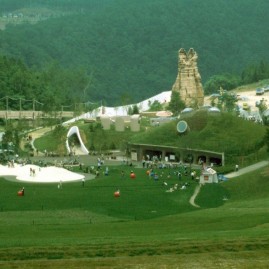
(0, 163), (85, 183)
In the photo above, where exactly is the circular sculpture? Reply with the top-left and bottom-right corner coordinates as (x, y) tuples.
(176, 120), (188, 133)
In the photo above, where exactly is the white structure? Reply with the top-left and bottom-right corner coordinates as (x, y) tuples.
(115, 117), (125, 132)
(200, 167), (218, 184)
(0, 164), (85, 183)
(66, 126), (89, 155)
(100, 116), (111, 130)
(130, 114), (140, 132)
(63, 90), (171, 125)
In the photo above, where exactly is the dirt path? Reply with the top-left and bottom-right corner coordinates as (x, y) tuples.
(189, 160), (269, 208)
(29, 126), (53, 140)
(189, 184), (201, 208)
(20, 126), (54, 155)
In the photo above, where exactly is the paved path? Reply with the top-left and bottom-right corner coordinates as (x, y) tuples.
(225, 160), (269, 178)
(189, 160), (269, 208)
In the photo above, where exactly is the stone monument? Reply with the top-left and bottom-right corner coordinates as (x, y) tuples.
(172, 48), (204, 107)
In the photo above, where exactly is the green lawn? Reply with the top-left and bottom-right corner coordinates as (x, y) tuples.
(1, 164), (269, 268)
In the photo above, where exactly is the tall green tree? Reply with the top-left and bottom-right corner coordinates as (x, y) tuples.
(167, 91), (185, 116)
(264, 128), (269, 153)
(241, 61), (269, 84)
(1, 123), (20, 153)
(218, 92), (237, 112)
(148, 100), (163, 112)
(204, 74), (241, 95)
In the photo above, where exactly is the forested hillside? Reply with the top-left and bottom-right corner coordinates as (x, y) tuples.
(0, 0), (269, 106)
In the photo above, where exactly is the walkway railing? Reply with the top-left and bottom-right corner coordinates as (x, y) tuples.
(0, 110), (74, 119)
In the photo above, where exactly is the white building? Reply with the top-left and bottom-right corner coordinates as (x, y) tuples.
(200, 167), (218, 184)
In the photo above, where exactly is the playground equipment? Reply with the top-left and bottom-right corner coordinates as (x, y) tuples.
(66, 126), (89, 155)
(114, 190), (120, 197)
(17, 188), (24, 196)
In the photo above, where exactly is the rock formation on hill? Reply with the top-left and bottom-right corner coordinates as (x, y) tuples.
(172, 48), (204, 107)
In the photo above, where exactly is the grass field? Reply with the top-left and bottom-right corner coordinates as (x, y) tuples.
(1, 163), (269, 268)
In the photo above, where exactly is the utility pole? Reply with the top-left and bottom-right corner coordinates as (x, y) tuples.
(5, 96), (8, 122)
(33, 99), (35, 125)
(19, 98), (22, 119)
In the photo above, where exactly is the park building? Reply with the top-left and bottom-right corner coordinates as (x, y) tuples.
(128, 143), (224, 166)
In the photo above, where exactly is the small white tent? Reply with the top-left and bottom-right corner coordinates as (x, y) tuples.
(200, 167), (218, 184)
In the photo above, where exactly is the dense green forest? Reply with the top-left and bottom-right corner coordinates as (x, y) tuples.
(0, 0), (269, 107)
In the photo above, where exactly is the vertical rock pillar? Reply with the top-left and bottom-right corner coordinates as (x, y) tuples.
(172, 48), (204, 107)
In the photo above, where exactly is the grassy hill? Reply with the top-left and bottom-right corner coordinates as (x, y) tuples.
(34, 111), (267, 169)
(132, 112), (267, 164)
(9, 91), (269, 267)
(0, 163), (269, 267)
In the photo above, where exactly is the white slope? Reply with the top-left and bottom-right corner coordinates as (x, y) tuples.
(0, 164), (85, 183)
(63, 90), (171, 125)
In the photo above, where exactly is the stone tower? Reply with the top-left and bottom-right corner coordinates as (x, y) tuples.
(172, 48), (204, 107)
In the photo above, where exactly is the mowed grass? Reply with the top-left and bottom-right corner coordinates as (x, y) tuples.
(1, 165), (269, 267)
(0, 165), (197, 219)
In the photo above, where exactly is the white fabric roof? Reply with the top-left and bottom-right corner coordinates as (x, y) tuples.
(63, 91), (171, 125)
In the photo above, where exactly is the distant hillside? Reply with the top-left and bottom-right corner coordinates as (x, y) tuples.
(0, 0), (269, 105)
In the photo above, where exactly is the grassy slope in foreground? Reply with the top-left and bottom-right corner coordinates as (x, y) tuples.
(0, 165), (269, 246)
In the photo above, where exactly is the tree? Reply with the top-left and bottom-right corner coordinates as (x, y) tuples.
(127, 104), (139, 115)
(148, 100), (163, 111)
(167, 91), (185, 115)
(241, 61), (269, 85)
(263, 128), (269, 153)
(1, 123), (20, 154)
(132, 104), (139, 114)
(53, 125), (67, 156)
(204, 74), (241, 95)
(258, 99), (268, 114)
(218, 92), (237, 112)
